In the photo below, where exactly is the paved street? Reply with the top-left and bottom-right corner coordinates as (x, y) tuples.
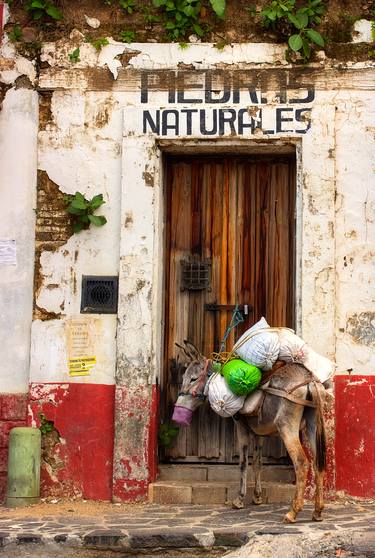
(0, 500), (374, 556)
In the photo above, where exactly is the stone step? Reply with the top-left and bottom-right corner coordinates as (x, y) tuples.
(158, 463), (295, 483)
(149, 480), (295, 505)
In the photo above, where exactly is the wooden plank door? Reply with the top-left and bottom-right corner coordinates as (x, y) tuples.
(163, 155), (296, 463)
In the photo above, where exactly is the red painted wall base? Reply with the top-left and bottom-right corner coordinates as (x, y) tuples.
(28, 383), (115, 501)
(112, 384), (159, 502)
(335, 375), (375, 498)
(0, 393), (28, 502)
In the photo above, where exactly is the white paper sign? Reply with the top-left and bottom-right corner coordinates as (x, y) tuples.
(0, 240), (17, 265)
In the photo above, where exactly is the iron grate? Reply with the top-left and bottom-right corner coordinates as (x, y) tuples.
(81, 276), (119, 314)
(180, 260), (211, 291)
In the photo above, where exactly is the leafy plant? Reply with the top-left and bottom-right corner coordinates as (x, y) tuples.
(153, 0), (203, 40)
(120, 30), (136, 43)
(8, 24), (22, 42)
(39, 413), (55, 435)
(119, 0), (135, 14)
(87, 36), (110, 51)
(250, 0), (326, 61)
(141, 5), (160, 25)
(68, 47), (80, 63)
(63, 192), (107, 234)
(158, 423), (179, 449)
(210, 0), (225, 18)
(25, 0), (63, 21)
(153, 0), (225, 41)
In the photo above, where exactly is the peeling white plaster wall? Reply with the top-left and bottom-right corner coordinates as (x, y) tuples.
(28, 41), (375, 385)
(0, 88), (38, 392)
(334, 90), (375, 373)
(30, 90), (123, 385)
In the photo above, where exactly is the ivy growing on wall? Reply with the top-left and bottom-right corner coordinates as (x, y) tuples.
(152, 0), (226, 40)
(248, 0), (326, 60)
(9, 0), (375, 63)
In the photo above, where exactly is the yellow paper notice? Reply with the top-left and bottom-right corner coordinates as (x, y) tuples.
(68, 356), (96, 376)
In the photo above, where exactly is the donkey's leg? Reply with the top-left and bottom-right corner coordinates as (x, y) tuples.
(278, 427), (309, 523)
(305, 407), (325, 521)
(252, 435), (263, 505)
(232, 420), (249, 509)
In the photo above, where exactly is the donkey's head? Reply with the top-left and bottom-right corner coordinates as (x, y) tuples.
(172, 341), (210, 427)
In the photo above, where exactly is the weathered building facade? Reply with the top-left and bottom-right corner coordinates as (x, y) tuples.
(0, 1), (374, 502)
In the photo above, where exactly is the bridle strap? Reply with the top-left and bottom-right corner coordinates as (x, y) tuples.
(191, 358), (211, 396)
(178, 358), (211, 399)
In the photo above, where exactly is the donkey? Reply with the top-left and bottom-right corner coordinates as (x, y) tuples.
(172, 341), (327, 524)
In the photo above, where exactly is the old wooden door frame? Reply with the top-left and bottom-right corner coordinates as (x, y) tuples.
(117, 118), (335, 487)
(119, 136), (302, 389)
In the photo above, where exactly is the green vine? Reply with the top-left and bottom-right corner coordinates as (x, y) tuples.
(152, 0), (226, 41)
(25, 0), (63, 21)
(38, 413), (55, 435)
(68, 47), (80, 63)
(249, 0), (326, 61)
(158, 423), (179, 449)
(120, 30), (136, 43)
(86, 36), (110, 51)
(63, 192), (107, 234)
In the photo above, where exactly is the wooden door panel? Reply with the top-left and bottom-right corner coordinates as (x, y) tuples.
(164, 156), (296, 463)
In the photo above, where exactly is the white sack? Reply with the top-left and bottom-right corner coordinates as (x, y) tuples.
(208, 373), (245, 418)
(302, 346), (335, 384)
(234, 317), (280, 371)
(277, 328), (335, 384)
(278, 328), (306, 363)
(239, 389), (264, 415)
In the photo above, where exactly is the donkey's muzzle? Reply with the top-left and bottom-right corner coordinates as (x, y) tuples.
(172, 406), (193, 426)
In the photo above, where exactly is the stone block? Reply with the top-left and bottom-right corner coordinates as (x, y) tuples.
(158, 464), (207, 482)
(262, 466), (295, 483)
(148, 482), (192, 504)
(206, 465), (294, 483)
(226, 484), (254, 506)
(213, 529), (250, 547)
(83, 530), (129, 549)
(129, 529), (214, 549)
(264, 483), (295, 503)
(191, 483), (227, 505)
(207, 466), (243, 482)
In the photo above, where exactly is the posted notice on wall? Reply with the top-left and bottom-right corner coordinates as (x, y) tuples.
(66, 318), (99, 377)
(0, 240), (17, 266)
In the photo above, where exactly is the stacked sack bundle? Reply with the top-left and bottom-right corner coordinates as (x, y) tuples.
(206, 317), (335, 418)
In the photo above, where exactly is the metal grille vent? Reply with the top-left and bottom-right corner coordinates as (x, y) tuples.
(81, 276), (119, 314)
(180, 260), (211, 291)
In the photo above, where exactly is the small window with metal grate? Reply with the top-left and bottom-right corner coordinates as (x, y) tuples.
(81, 276), (119, 314)
(180, 260), (211, 291)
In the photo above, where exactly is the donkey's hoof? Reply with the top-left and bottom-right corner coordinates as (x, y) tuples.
(252, 495), (263, 505)
(283, 512), (296, 524)
(312, 512), (323, 522)
(232, 497), (245, 509)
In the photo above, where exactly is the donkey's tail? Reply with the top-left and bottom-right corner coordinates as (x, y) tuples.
(310, 381), (327, 472)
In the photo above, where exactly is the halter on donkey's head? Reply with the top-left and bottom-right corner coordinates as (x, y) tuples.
(171, 342), (212, 426)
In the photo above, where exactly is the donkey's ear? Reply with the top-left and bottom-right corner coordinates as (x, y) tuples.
(175, 342), (192, 361)
(184, 340), (204, 361)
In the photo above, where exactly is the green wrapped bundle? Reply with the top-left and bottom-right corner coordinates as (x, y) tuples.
(221, 359), (261, 396)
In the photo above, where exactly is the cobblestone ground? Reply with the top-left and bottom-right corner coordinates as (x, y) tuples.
(0, 501), (374, 557)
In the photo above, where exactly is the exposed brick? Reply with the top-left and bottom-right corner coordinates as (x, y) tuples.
(1, 394), (28, 420)
(0, 449), (8, 474)
(0, 421), (26, 448)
